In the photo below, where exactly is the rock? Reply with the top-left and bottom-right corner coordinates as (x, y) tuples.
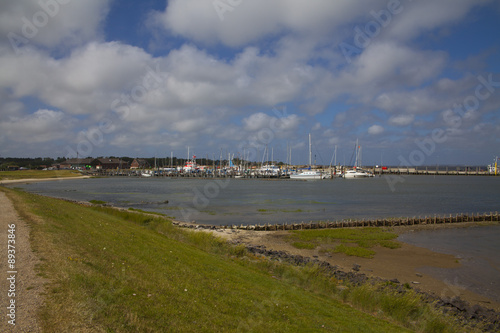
(415, 273), (423, 277)
(352, 264), (361, 272)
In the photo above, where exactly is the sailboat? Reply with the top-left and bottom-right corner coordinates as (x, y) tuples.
(342, 140), (373, 178)
(290, 134), (323, 180)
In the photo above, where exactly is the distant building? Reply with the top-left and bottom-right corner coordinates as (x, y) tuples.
(130, 158), (149, 169)
(60, 158), (94, 169)
(91, 158), (129, 170)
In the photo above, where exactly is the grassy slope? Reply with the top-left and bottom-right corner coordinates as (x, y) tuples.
(5, 188), (410, 332)
(0, 170), (82, 180)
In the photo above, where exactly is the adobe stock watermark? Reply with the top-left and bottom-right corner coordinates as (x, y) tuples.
(110, 63), (169, 119)
(65, 63), (168, 159)
(7, 0), (73, 55)
(237, 106), (290, 162)
(178, 106), (292, 223)
(339, 0), (413, 64)
(213, 0), (243, 21)
(386, 73), (500, 192)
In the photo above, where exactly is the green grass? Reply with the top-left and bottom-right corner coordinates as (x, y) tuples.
(0, 169), (82, 180)
(127, 207), (170, 217)
(89, 200), (107, 205)
(1, 187), (473, 332)
(332, 244), (376, 258)
(288, 227), (402, 258)
(292, 241), (317, 250)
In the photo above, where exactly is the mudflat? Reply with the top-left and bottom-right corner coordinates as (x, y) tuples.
(205, 225), (500, 312)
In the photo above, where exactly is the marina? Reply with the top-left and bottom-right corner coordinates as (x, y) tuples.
(80, 164), (497, 178)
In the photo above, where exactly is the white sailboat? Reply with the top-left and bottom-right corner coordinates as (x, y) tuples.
(290, 134), (323, 180)
(343, 140), (373, 178)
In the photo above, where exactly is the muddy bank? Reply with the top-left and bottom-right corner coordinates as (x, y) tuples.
(241, 241), (500, 332)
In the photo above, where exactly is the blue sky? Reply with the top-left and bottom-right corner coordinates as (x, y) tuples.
(0, 0), (499, 166)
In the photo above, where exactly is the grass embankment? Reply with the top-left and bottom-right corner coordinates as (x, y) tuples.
(289, 228), (401, 258)
(0, 169), (82, 180)
(2, 187), (471, 332)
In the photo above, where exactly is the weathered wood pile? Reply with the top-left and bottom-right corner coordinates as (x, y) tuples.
(175, 212), (500, 231)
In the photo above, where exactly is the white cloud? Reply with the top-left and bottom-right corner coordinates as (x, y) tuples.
(1, 0), (111, 51)
(0, 109), (73, 143)
(388, 114), (415, 126)
(384, 0), (491, 42)
(340, 42), (447, 94)
(368, 124), (384, 135)
(242, 112), (301, 133)
(0, 1), (497, 164)
(154, 0), (387, 47)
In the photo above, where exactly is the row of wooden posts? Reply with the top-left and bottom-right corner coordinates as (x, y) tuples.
(210, 212), (499, 231)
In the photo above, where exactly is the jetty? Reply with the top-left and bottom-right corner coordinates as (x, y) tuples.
(174, 212), (500, 231)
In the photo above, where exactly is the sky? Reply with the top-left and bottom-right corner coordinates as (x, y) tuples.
(0, 0), (499, 166)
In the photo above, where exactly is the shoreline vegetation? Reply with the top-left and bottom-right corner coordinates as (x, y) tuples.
(0, 170), (83, 181)
(1, 185), (499, 332)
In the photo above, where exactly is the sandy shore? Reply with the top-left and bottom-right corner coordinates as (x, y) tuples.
(0, 175), (90, 185)
(204, 225), (500, 311)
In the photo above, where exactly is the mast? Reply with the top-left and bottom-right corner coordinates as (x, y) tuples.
(354, 139), (359, 169)
(334, 145), (338, 175)
(308, 133), (312, 167)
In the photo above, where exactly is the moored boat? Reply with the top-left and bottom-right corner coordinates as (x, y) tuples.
(290, 170), (323, 180)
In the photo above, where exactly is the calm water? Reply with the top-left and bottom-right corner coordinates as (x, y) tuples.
(398, 226), (500, 304)
(12, 175), (500, 225)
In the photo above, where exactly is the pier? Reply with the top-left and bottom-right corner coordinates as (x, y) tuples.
(372, 166), (494, 176)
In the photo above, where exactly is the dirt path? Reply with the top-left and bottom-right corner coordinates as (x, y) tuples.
(0, 191), (44, 332)
(207, 227), (500, 311)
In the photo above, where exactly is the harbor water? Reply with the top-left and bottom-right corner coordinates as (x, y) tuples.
(12, 175), (500, 225)
(398, 225), (500, 304)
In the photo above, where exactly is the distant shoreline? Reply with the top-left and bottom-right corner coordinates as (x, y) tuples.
(0, 175), (91, 185)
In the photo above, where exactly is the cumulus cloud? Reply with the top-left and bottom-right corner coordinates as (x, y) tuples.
(339, 42), (447, 96)
(242, 112), (301, 133)
(384, 0), (491, 42)
(1, 0), (111, 52)
(0, 109), (73, 143)
(154, 0), (379, 47)
(388, 114), (415, 126)
(368, 124), (384, 135)
(0, 1), (498, 163)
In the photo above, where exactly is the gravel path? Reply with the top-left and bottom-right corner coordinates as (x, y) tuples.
(0, 191), (44, 332)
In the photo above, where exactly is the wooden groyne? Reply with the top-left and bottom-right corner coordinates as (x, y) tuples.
(176, 212), (500, 231)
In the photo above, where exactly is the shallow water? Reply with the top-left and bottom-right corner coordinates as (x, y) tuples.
(398, 225), (500, 304)
(12, 175), (500, 225)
